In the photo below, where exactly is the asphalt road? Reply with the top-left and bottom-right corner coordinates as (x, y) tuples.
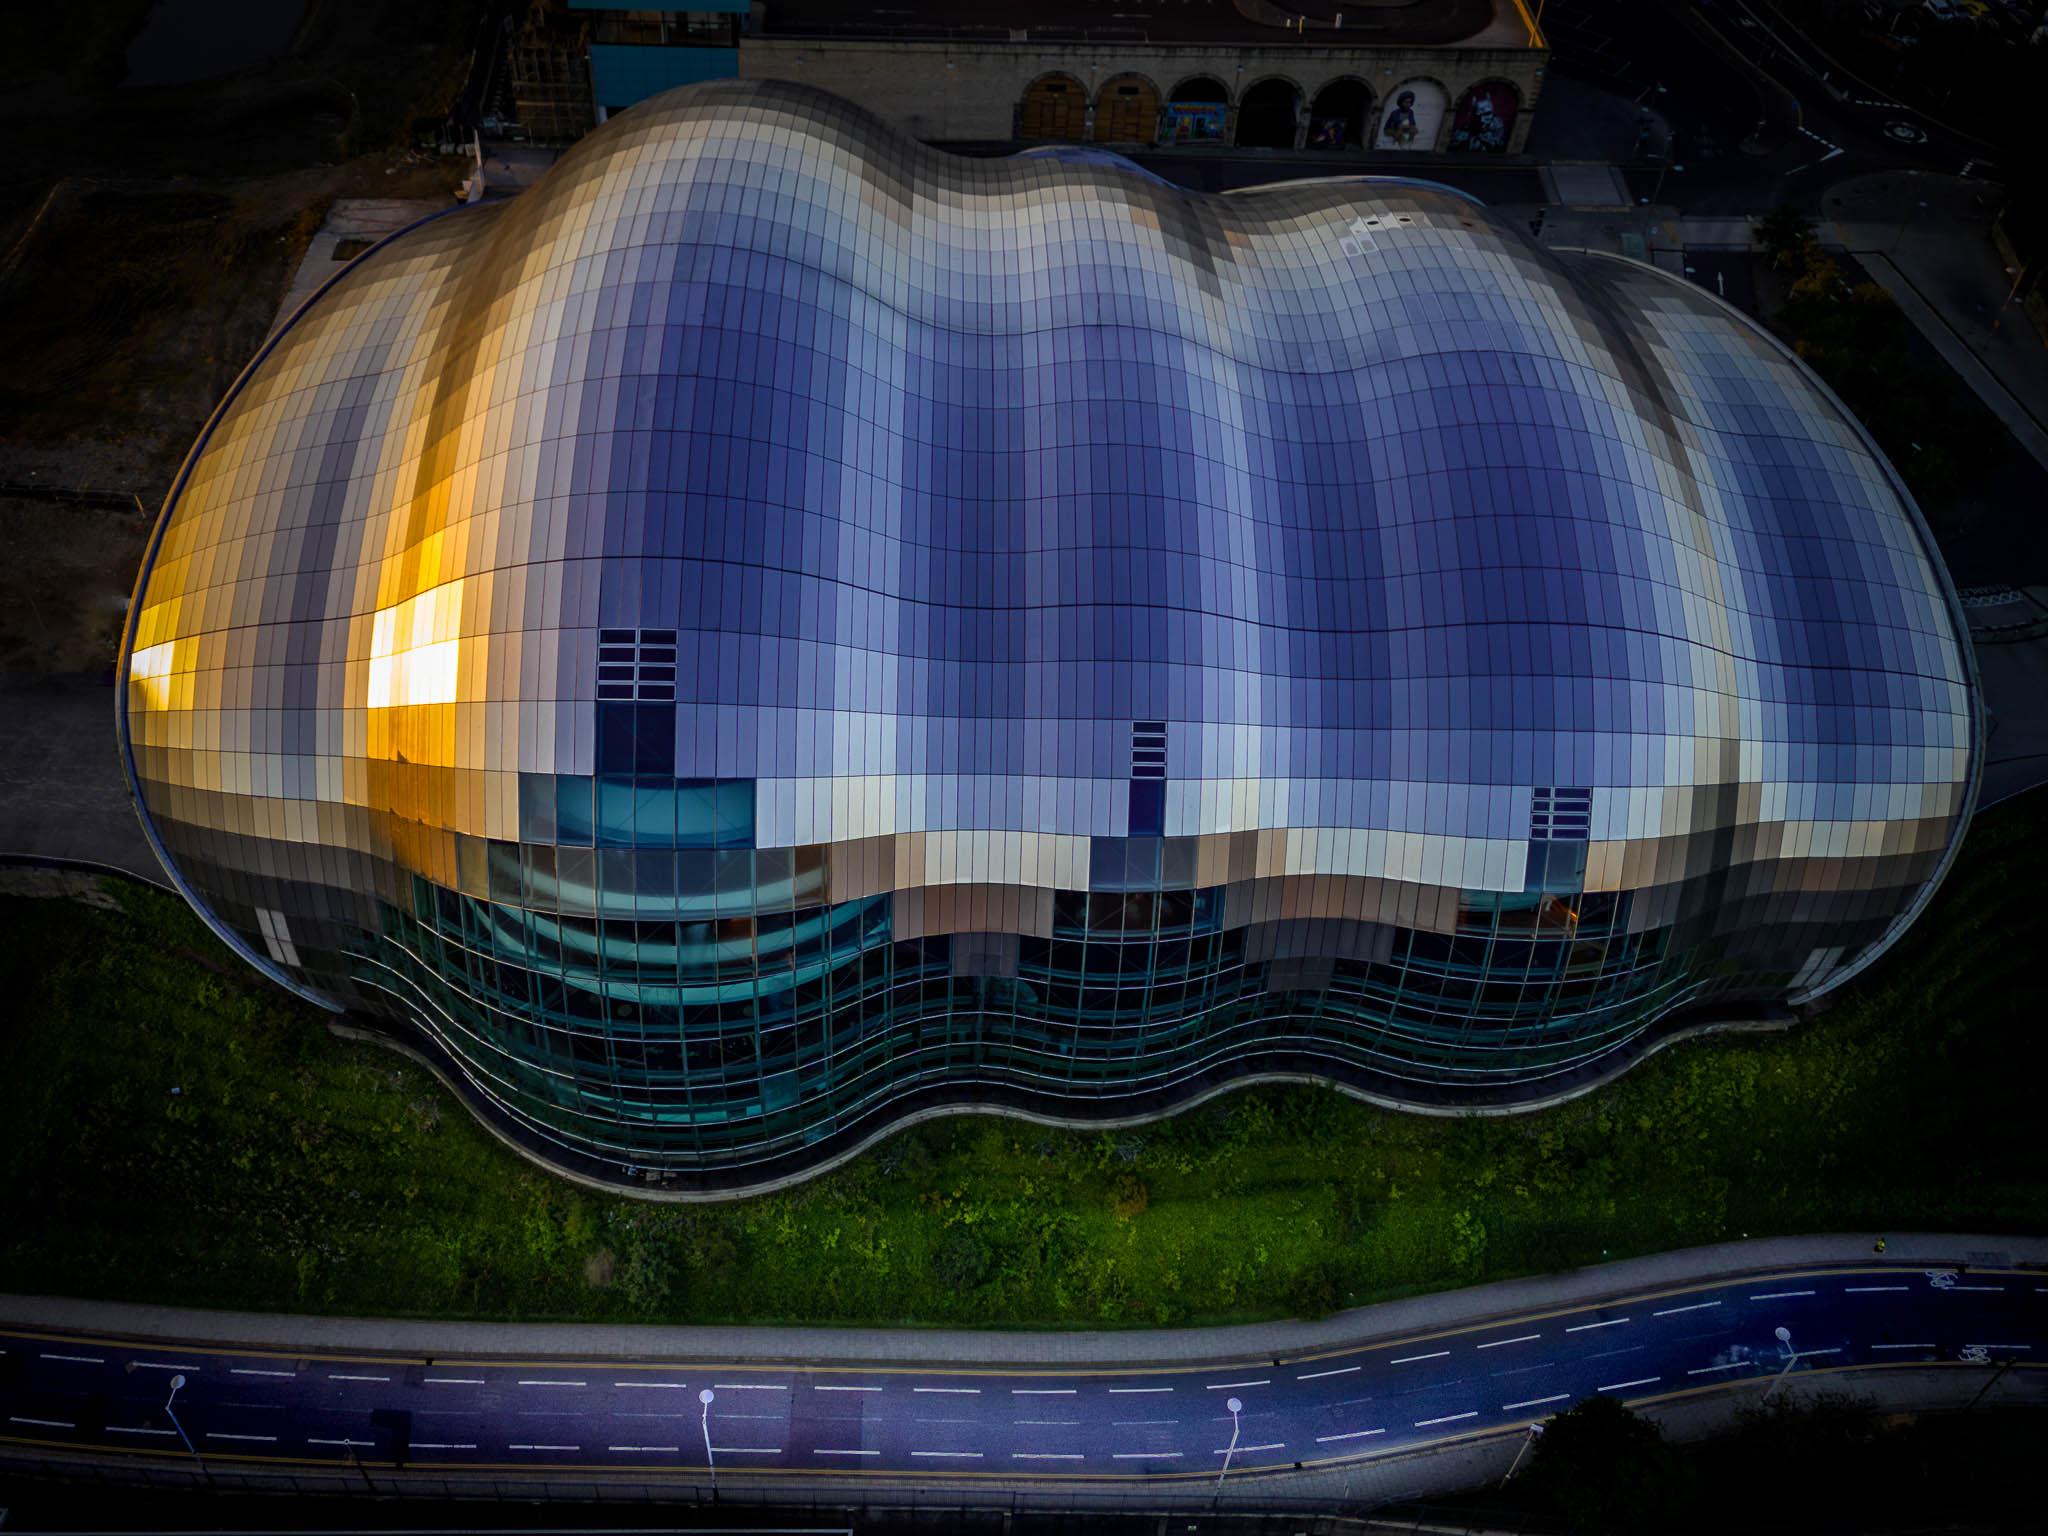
(3, 1262), (2040, 1487)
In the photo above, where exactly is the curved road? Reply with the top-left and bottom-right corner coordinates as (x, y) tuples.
(3, 1259), (2042, 1489)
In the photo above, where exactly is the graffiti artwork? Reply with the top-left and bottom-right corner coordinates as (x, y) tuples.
(1374, 80), (1448, 151)
(1448, 82), (1520, 153)
(1162, 102), (1228, 143)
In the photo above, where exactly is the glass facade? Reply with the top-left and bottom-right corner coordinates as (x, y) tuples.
(118, 80), (1979, 1183)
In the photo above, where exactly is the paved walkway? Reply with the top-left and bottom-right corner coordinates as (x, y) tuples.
(6, 1232), (2039, 1364)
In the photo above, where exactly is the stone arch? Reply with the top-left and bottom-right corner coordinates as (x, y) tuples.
(1447, 78), (1523, 154)
(1019, 72), (1089, 142)
(1307, 76), (1375, 150)
(1092, 72), (1162, 145)
(1235, 74), (1303, 150)
(1162, 74), (1231, 145)
(1373, 76), (1451, 152)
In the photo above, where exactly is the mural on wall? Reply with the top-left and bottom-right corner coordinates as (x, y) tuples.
(1163, 101), (1229, 143)
(1374, 79), (1448, 151)
(1447, 81), (1520, 153)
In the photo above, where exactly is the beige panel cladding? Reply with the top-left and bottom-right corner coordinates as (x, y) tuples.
(736, 39), (1546, 153)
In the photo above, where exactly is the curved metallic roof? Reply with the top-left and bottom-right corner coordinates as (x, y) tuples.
(117, 80), (1978, 1182)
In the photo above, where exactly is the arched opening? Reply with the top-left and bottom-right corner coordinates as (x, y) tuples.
(1234, 77), (1300, 150)
(1447, 80), (1522, 154)
(1307, 79), (1373, 150)
(1092, 73), (1161, 145)
(1019, 73), (1088, 142)
(1374, 78), (1450, 152)
(1162, 74), (1230, 145)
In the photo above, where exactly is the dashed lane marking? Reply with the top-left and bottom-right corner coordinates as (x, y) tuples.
(106, 1426), (176, 1436)
(712, 1382), (787, 1390)
(129, 1361), (194, 1372)
(1950, 1285), (2006, 1293)
(1871, 1344), (1936, 1350)
(814, 1448), (879, 1456)
(813, 1385), (881, 1392)
(40, 1354), (104, 1365)
(1750, 1290), (1815, 1300)
(1114, 1450), (1183, 1459)
(711, 1447), (784, 1455)
(1206, 1379), (1271, 1389)
(1391, 1352), (1450, 1365)
(1599, 1376), (1661, 1392)
(608, 1444), (679, 1453)
(1108, 1386), (1173, 1394)
(1012, 1388), (1077, 1395)
(1845, 1286), (1908, 1293)
(1298, 1364), (1362, 1379)
(310, 1438), (376, 1447)
(517, 1379), (586, 1387)
(615, 1381), (688, 1389)
(1653, 1302), (1721, 1317)
(1566, 1318), (1630, 1333)
(912, 1387), (980, 1395)
(207, 1432), (277, 1443)
(1503, 1394), (1570, 1411)
(9, 1418), (73, 1430)
(1477, 1334), (1542, 1349)
(1214, 1442), (1287, 1452)
(232, 1369), (294, 1378)
(1012, 1452), (1085, 1460)
(327, 1374), (389, 1383)
(424, 1377), (485, 1385)
(414, 1442), (478, 1450)
(1316, 1428), (1386, 1442)
(912, 1450), (983, 1459)
(1415, 1412), (1477, 1428)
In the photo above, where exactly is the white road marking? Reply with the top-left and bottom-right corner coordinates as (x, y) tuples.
(1013, 1419), (1081, 1427)
(310, 1438), (375, 1447)
(1390, 1352), (1450, 1365)
(711, 1382), (787, 1390)
(1213, 1442), (1286, 1452)
(10, 1417), (74, 1429)
(912, 1386), (980, 1395)
(106, 1426), (176, 1437)
(1108, 1386), (1173, 1394)
(1871, 1343), (1936, 1350)
(1503, 1394), (1570, 1411)
(814, 1384), (882, 1392)
(1297, 1364), (1362, 1380)
(608, 1444), (679, 1453)
(39, 1354), (103, 1365)
(1206, 1379), (1271, 1389)
(508, 1443), (578, 1452)
(615, 1381), (689, 1389)
(517, 1379), (586, 1387)
(1750, 1290), (1815, 1300)
(1012, 1388), (1077, 1395)
(424, 1377), (485, 1385)
(1415, 1413), (1477, 1428)
(327, 1374), (390, 1383)
(1968, 1343), (2033, 1351)
(414, 1442), (478, 1450)
(709, 1446), (782, 1454)
(1844, 1286), (1908, 1293)
(232, 1368), (294, 1378)
(1114, 1450), (1183, 1459)
(1791, 1348), (1843, 1358)
(1316, 1428), (1386, 1442)
(912, 1450), (983, 1459)
(129, 1361), (194, 1372)
(1687, 1361), (1755, 1374)
(1012, 1452), (1085, 1460)
(1599, 1376), (1660, 1392)
(1477, 1334), (1542, 1349)
(207, 1432), (277, 1442)
(1951, 1285), (2006, 1292)
(1653, 1302), (1721, 1317)
(814, 1448), (879, 1456)
(1112, 1419), (1178, 1427)
(1566, 1318), (1629, 1333)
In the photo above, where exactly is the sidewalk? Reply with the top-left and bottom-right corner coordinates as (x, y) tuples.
(6, 1232), (2039, 1365)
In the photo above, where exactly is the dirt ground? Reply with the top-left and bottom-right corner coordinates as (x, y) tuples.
(0, 0), (475, 676)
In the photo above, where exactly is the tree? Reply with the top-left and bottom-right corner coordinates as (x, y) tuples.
(1522, 1396), (1691, 1534)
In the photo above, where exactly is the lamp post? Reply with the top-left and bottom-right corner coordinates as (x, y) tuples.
(699, 1387), (717, 1493)
(1213, 1395), (1243, 1501)
(1502, 1418), (1545, 1483)
(163, 1374), (210, 1485)
(1762, 1326), (1797, 1402)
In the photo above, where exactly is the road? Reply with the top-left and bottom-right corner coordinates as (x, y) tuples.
(3, 1260), (2040, 1489)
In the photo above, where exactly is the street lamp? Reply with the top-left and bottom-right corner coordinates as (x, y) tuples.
(1763, 1326), (1797, 1402)
(1502, 1418), (1545, 1483)
(699, 1387), (717, 1490)
(1214, 1395), (1243, 1498)
(163, 1374), (210, 1484)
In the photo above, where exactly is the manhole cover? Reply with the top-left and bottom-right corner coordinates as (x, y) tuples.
(1885, 120), (1927, 144)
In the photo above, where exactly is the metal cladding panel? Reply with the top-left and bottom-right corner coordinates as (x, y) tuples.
(117, 80), (1977, 1179)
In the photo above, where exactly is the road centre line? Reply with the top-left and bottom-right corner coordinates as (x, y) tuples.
(1114, 1450), (1183, 1459)
(1415, 1412), (1478, 1427)
(311, 1438), (375, 1447)
(1013, 1452), (1085, 1460)
(1113, 1419), (1178, 1427)
(712, 1382), (787, 1390)
(1316, 1428), (1386, 1442)
(815, 1448), (879, 1456)
(608, 1444), (679, 1453)
(1477, 1334), (1541, 1349)
(414, 1442), (478, 1450)
(39, 1354), (103, 1365)
(207, 1432), (276, 1442)
(813, 1384), (881, 1392)
(1503, 1394), (1570, 1411)
(129, 1361), (193, 1372)
(1297, 1364), (1362, 1379)
(1871, 1343), (1935, 1350)
(709, 1445), (782, 1454)
(1206, 1379), (1271, 1389)
(912, 1386), (980, 1395)
(1845, 1286), (1908, 1293)
(1951, 1285), (2005, 1292)
(1014, 1419), (1081, 1426)
(1687, 1362), (1755, 1374)
(1391, 1352), (1450, 1365)
(517, 1379), (586, 1387)
(327, 1374), (389, 1383)
(1214, 1442), (1287, 1453)
(912, 1450), (983, 1458)
(232, 1368), (294, 1378)
(1599, 1376), (1661, 1392)
(1791, 1348), (1843, 1358)
(1750, 1290), (1815, 1300)
(1012, 1388), (1077, 1395)
(1566, 1318), (1629, 1332)
(1969, 1343), (2033, 1351)
(10, 1418), (74, 1429)
(1653, 1302), (1722, 1317)
(424, 1377), (485, 1385)
(106, 1426), (176, 1437)
(615, 1381), (688, 1389)
(1108, 1386), (1173, 1394)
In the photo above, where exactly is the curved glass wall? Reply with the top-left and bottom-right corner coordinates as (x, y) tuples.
(118, 80), (1979, 1181)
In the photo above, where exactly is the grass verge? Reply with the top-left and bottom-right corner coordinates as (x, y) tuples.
(2, 799), (2042, 1328)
